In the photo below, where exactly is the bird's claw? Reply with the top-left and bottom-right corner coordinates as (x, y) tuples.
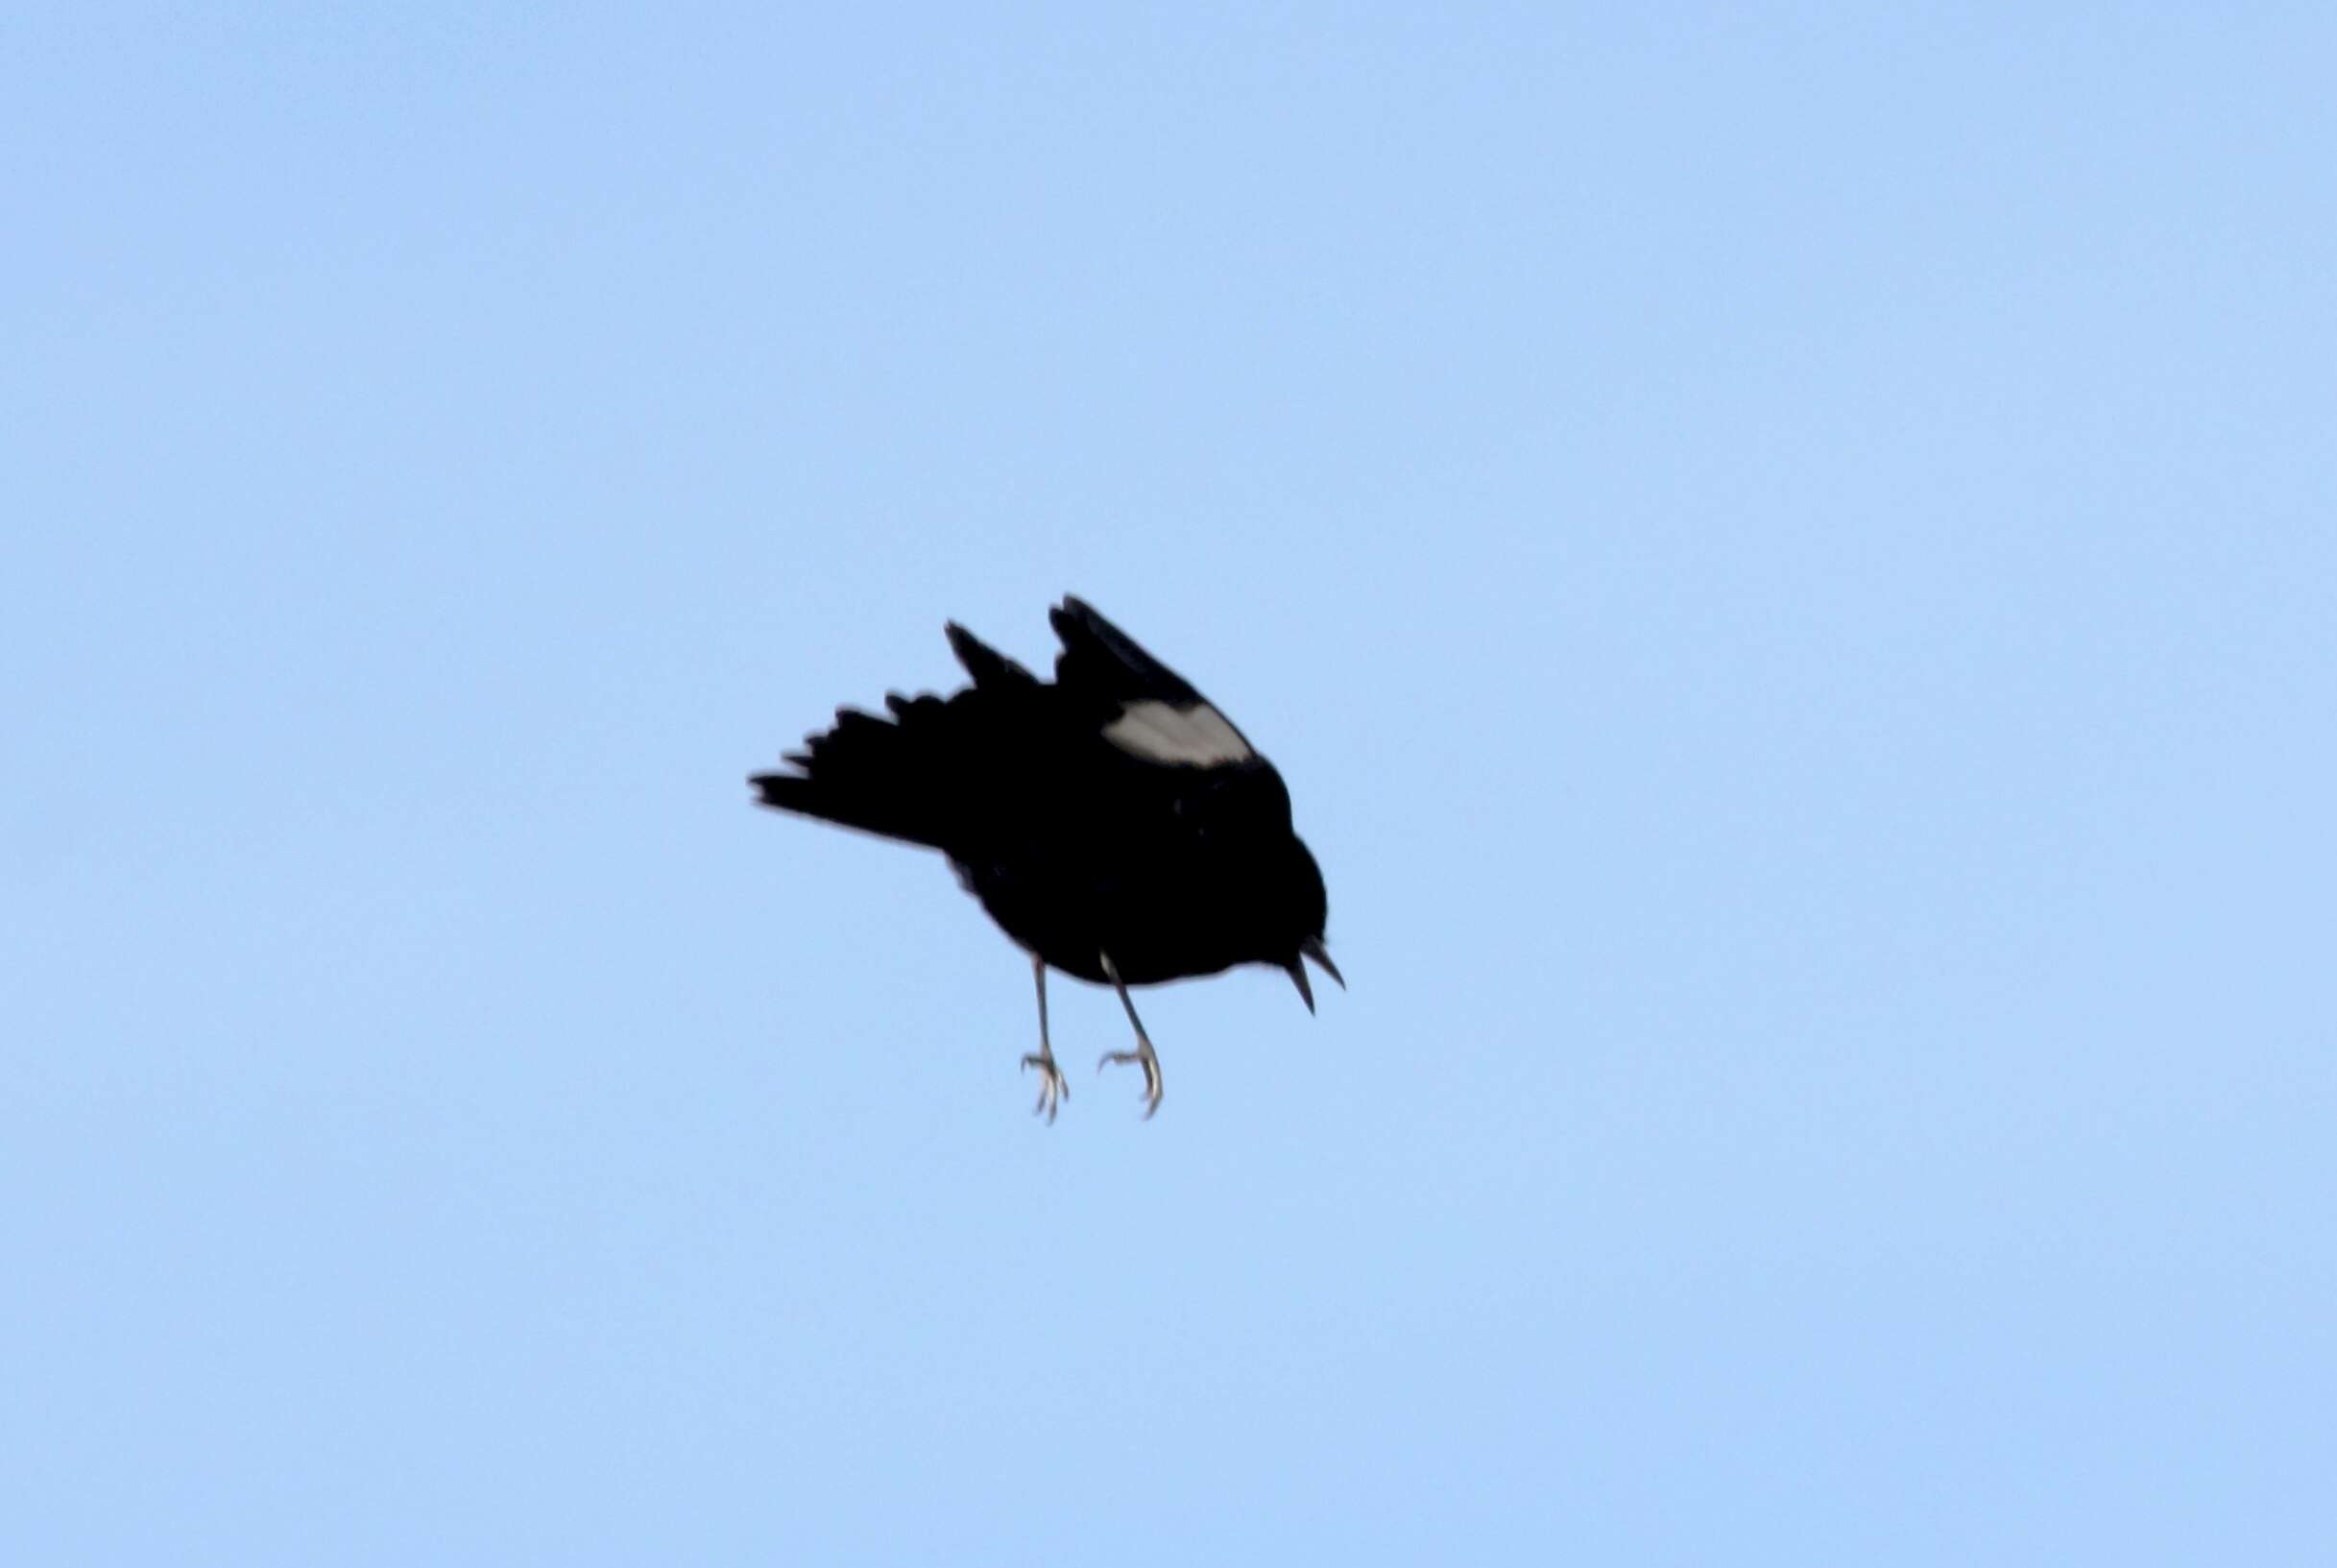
(1096, 1044), (1164, 1120)
(1022, 1050), (1068, 1123)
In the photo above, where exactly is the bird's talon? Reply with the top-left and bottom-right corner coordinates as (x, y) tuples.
(1021, 1051), (1067, 1122)
(1097, 1044), (1164, 1118)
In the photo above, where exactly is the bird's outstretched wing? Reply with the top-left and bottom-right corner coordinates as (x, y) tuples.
(1048, 597), (1257, 768)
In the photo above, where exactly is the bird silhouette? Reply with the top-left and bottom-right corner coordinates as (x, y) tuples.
(751, 597), (1340, 1120)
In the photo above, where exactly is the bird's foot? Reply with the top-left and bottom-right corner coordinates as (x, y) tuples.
(1021, 1049), (1069, 1123)
(1096, 1038), (1165, 1120)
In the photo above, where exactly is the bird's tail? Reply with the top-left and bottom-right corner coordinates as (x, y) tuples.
(750, 622), (1034, 850)
(751, 695), (965, 849)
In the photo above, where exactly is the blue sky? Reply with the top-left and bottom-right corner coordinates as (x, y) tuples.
(7, 5), (2332, 1562)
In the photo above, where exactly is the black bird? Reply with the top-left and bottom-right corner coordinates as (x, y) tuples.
(751, 596), (1340, 1120)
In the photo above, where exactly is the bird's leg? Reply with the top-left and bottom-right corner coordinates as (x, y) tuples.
(1020, 953), (1068, 1122)
(1095, 953), (1165, 1120)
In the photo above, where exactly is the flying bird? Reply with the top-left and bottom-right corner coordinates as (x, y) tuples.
(751, 596), (1340, 1120)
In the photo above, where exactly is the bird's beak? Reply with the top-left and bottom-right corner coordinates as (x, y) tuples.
(1287, 958), (1314, 1013)
(1300, 934), (1344, 990)
(1288, 935), (1343, 1012)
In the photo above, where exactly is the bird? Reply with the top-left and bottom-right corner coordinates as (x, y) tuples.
(750, 596), (1340, 1121)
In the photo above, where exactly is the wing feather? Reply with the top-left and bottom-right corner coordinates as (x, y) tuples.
(1048, 597), (1257, 767)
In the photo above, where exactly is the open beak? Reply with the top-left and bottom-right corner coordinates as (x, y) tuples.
(1288, 935), (1344, 1012)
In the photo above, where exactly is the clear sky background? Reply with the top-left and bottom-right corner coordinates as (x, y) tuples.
(7, 5), (2332, 1563)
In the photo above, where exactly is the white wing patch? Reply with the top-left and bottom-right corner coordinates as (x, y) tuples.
(1103, 699), (1254, 766)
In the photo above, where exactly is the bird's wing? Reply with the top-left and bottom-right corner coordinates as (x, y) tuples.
(945, 621), (1037, 688)
(1048, 597), (1258, 768)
